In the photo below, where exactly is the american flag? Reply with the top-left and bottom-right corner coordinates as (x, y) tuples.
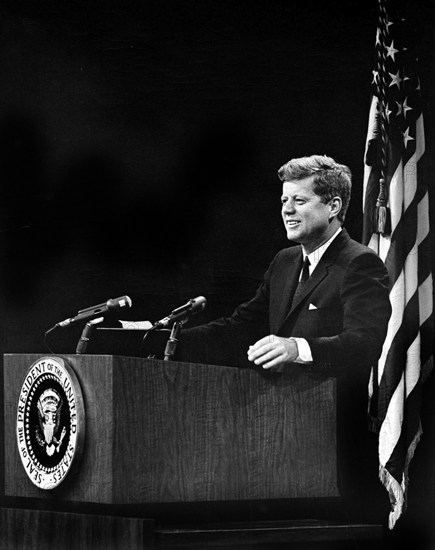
(363, 0), (433, 529)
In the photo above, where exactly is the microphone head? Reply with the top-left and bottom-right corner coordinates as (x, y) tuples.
(107, 296), (132, 310)
(191, 296), (207, 313)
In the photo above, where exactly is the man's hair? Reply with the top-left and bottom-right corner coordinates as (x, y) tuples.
(277, 155), (352, 223)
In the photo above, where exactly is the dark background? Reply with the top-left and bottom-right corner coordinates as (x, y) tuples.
(0, 0), (434, 547)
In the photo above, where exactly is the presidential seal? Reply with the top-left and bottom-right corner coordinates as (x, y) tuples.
(16, 356), (85, 489)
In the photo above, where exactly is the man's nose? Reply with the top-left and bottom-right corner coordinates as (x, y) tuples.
(283, 200), (295, 213)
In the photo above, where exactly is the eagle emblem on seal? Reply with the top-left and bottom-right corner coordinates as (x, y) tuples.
(35, 388), (67, 456)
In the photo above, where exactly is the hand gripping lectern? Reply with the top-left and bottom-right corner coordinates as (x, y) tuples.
(2, 353), (340, 549)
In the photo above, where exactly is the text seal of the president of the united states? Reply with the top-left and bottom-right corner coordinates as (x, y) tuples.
(16, 356), (85, 489)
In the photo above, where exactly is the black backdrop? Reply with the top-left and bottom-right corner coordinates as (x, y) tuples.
(0, 0), (434, 546)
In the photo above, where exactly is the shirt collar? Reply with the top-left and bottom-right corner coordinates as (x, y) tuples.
(302, 227), (342, 269)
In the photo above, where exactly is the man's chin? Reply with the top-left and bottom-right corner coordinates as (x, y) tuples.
(285, 229), (302, 243)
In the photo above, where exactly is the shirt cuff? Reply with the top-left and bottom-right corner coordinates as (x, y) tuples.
(291, 337), (313, 363)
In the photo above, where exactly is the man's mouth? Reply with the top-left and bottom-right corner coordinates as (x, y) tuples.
(285, 220), (300, 227)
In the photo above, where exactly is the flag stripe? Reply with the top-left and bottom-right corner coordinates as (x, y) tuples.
(385, 380), (422, 480)
(384, 185), (426, 288)
(388, 164), (404, 233)
(377, 288), (421, 417)
(379, 374), (403, 467)
(417, 194), (430, 248)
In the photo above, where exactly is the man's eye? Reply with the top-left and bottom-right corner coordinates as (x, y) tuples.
(281, 198), (287, 205)
(295, 199), (305, 205)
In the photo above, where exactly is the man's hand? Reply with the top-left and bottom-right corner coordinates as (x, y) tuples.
(247, 335), (299, 369)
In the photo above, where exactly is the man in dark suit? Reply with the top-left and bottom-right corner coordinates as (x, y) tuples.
(179, 154), (392, 522)
(182, 154), (390, 375)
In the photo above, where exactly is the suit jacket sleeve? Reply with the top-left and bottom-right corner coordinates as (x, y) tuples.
(177, 253), (278, 367)
(304, 251), (391, 373)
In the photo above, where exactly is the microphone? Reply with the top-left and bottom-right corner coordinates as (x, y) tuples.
(151, 296), (207, 330)
(56, 296), (132, 328)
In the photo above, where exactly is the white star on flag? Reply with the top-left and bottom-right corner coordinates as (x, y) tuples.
(395, 101), (403, 116)
(386, 40), (399, 61)
(402, 97), (412, 118)
(389, 70), (402, 88)
(385, 104), (392, 122)
(403, 126), (414, 147)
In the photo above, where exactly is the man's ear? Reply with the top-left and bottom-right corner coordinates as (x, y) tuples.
(329, 196), (342, 219)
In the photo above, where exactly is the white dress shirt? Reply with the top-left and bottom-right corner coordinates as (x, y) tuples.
(292, 227), (342, 363)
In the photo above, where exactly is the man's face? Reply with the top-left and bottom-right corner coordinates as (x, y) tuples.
(281, 176), (340, 253)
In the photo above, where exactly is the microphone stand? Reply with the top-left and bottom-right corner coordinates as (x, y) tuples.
(163, 321), (183, 362)
(76, 317), (104, 354)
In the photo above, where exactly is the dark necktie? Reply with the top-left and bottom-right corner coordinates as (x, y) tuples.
(300, 256), (311, 283)
(291, 256), (311, 307)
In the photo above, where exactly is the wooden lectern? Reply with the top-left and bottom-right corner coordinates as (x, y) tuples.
(2, 354), (340, 549)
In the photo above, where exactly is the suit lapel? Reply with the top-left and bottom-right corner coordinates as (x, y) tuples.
(288, 261), (328, 312)
(282, 229), (350, 322)
(274, 247), (303, 332)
